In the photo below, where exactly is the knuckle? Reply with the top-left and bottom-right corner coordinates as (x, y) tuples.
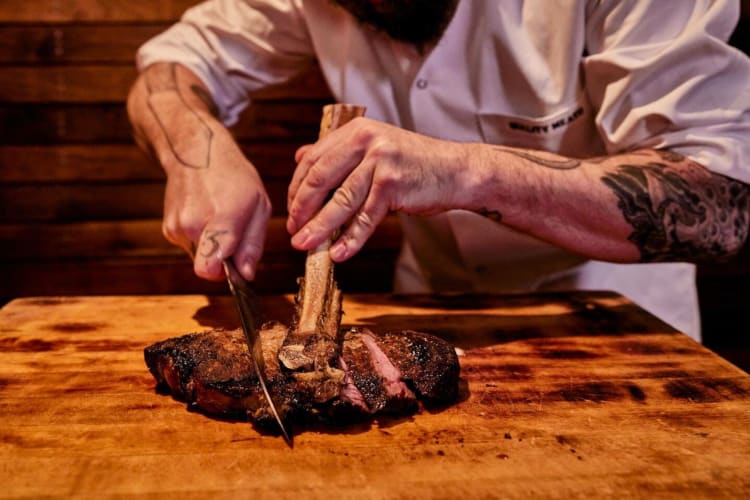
(305, 165), (328, 189)
(367, 140), (388, 162)
(372, 171), (397, 194)
(355, 210), (376, 231)
(332, 186), (358, 211)
(287, 204), (303, 223)
(161, 219), (178, 243)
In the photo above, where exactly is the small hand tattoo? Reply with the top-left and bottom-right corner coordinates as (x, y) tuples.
(199, 230), (228, 258)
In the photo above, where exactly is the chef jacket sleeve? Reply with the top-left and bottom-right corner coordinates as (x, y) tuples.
(136, 0), (315, 126)
(584, 0), (750, 183)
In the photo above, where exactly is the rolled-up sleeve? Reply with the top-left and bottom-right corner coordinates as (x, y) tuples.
(584, 0), (750, 182)
(136, 0), (315, 125)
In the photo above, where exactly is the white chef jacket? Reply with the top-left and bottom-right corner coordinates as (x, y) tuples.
(137, 0), (750, 341)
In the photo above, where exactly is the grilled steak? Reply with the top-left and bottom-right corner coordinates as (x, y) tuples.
(144, 323), (460, 431)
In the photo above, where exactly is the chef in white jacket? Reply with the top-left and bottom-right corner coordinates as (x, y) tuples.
(127, 0), (750, 342)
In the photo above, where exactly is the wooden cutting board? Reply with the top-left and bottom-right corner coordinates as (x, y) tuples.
(1, 292), (749, 498)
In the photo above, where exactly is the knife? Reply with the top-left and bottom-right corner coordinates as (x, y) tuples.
(223, 259), (292, 446)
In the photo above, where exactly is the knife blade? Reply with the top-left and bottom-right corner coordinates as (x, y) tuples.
(222, 259), (292, 446)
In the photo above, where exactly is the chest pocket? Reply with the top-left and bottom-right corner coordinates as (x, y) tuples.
(477, 98), (602, 158)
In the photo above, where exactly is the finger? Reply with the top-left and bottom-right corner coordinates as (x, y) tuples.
(193, 220), (243, 281)
(232, 196), (271, 281)
(288, 151), (315, 215)
(330, 193), (390, 262)
(288, 143), (315, 211)
(290, 162), (374, 250)
(294, 143), (313, 164)
(162, 212), (202, 259)
(287, 140), (366, 235)
(287, 126), (357, 215)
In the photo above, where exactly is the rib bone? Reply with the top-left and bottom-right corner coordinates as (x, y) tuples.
(279, 104), (366, 403)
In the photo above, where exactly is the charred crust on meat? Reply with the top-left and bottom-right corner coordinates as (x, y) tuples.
(144, 326), (460, 432)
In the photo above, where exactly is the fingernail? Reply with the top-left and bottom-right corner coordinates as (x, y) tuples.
(291, 228), (310, 248)
(330, 241), (346, 261)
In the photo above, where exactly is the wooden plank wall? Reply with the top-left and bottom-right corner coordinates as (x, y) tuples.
(0, 1), (748, 371)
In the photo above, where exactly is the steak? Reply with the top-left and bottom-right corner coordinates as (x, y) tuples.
(144, 323), (460, 431)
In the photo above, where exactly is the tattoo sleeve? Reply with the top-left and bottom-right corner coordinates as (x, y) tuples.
(602, 151), (749, 262)
(144, 63), (214, 169)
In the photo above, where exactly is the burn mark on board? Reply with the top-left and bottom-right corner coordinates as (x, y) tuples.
(557, 382), (625, 403)
(462, 363), (533, 381)
(71, 339), (146, 352)
(616, 340), (668, 355)
(0, 336), (143, 352)
(49, 321), (107, 333)
(62, 374), (154, 395)
(615, 340), (699, 356)
(551, 382), (647, 403)
(556, 434), (585, 460)
(476, 381), (648, 405)
(627, 384), (647, 402)
(409, 428), (465, 454)
(0, 433), (59, 450)
(663, 378), (750, 402)
(522, 338), (605, 360)
(123, 403), (161, 412)
(537, 348), (602, 360)
(0, 337), (56, 352)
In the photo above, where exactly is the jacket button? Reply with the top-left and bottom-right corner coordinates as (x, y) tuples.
(416, 78), (428, 89)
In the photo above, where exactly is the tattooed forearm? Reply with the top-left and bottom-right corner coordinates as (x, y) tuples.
(494, 146), (581, 170)
(602, 154), (750, 262)
(144, 63), (213, 169)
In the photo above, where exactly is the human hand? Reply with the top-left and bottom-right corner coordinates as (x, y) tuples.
(161, 126), (271, 281)
(286, 118), (469, 261)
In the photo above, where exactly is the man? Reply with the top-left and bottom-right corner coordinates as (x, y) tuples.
(127, 0), (750, 341)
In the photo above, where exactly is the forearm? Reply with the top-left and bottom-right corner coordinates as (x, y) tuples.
(126, 62), (271, 281)
(463, 146), (750, 263)
(126, 62), (222, 173)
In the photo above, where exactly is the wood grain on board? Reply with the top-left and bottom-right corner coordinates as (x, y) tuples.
(0, 292), (748, 497)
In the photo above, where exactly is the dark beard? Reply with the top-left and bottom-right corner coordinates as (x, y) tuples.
(332, 0), (459, 48)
